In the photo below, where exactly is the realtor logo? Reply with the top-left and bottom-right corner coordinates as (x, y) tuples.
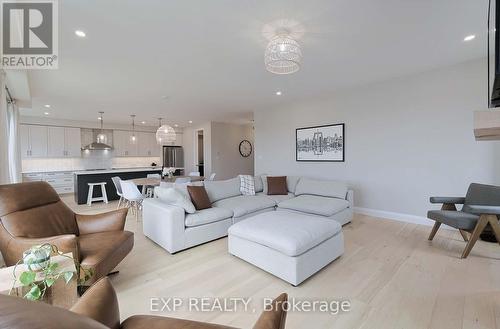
(1, 0), (58, 69)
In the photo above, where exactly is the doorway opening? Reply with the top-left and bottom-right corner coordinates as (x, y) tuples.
(196, 130), (204, 176)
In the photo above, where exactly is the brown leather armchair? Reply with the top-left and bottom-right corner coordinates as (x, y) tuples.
(0, 277), (288, 329)
(0, 181), (134, 285)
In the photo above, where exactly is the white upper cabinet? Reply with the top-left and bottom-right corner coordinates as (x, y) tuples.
(48, 127), (65, 157)
(113, 130), (138, 157)
(64, 127), (82, 157)
(137, 132), (161, 157)
(22, 125), (81, 158)
(21, 125), (48, 158)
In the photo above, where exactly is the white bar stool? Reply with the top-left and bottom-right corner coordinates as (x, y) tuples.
(87, 182), (108, 206)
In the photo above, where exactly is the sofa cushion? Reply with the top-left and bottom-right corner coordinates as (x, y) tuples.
(254, 175), (264, 193)
(79, 231), (134, 284)
(239, 175), (255, 196)
(155, 187), (196, 214)
(187, 186), (212, 210)
(204, 177), (241, 203)
(267, 176), (288, 195)
(213, 195), (275, 218)
(228, 211), (342, 257)
(294, 178), (348, 200)
(185, 207), (234, 227)
(427, 210), (479, 230)
(286, 176), (301, 194)
(278, 195), (349, 217)
(257, 192), (295, 204)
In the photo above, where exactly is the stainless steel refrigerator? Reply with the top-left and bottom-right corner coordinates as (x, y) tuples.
(162, 146), (184, 169)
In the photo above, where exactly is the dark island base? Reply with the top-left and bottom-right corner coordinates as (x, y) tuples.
(75, 169), (162, 205)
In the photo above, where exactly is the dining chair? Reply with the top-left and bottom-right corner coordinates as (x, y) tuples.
(208, 173), (216, 181)
(188, 171), (200, 177)
(111, 176), (124, 209)
(120, 181), (145, 221)
(175, 177), (191, 184)
(146, 173), (161, 197)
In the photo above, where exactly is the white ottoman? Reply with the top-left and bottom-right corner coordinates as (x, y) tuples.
(228, 211), (344, 286)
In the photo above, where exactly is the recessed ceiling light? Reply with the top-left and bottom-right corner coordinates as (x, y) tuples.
(464, 35), (476, 42)
(275, 91), (282, 96)
(174, 124), (179, 127)
(44, 112), (49, 115)
(188, 120), (193, 124)
(141, 121), (146, 124)
(75, 30), (86, 38)
(44, 104), (51, 108)
(98, 117), (102, 120)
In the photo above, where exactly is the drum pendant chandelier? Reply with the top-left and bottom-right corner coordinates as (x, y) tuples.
(156, 118), (176, 145)
(264, 32), (302, 75)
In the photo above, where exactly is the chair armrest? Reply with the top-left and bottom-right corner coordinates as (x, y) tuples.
(76, 208), (128, 235)
(467, 205), (500, 215)
(142, 199), (186, 253)
(346, 190), (354, 208)
(71, 277), (120, 329)
(8, 234), (79, 264)
(429, 197), (466, 204)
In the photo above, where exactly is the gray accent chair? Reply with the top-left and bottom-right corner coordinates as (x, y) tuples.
(427, 183), (500, 258)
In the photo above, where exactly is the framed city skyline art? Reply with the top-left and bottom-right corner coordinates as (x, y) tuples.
(296, 123), (345, 162)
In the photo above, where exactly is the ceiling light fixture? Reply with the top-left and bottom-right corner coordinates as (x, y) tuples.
(188, 120), (193, 124)
(44, 112), (49, 115)
(265, 29), (302, 75)
(141, 121), (146, 125)
(276, 91), (282, 96)
(96, 111), (108, 144)
(130, 114), (137, 145)
(156, 118), (176, 145)
(464, 34), (476, 42)
(75, 30), (86, 37)
(174, 124), (179, 127)
(44, 104), (51, 108)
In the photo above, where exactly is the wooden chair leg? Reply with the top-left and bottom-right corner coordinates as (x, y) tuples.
(486, 215), (500, 245)
(428, 222), (441, 241)
(461, 215), (489, 259)
(459, 229), (469, 242)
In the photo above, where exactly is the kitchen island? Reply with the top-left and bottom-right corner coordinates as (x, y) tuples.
(74, 167), (162, 204)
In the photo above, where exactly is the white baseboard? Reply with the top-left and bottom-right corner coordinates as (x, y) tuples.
(353, 207), (453, 230)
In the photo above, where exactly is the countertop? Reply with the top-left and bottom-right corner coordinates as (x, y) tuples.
(74, 167), (162, 175)
(22, 166), (164, 175)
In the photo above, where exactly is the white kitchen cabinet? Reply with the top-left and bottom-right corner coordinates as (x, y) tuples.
(21, 125), (48, 158)
(22, 171), (74, 194)
(64, 127), (82, 157)
(113, 130), (138, 157)
(48, 127), (66, 157)
(137, 132), (160, 157)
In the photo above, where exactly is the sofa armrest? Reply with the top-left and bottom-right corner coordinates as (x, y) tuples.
(142, 199), (186, 253)
(429, 197), (465, 204)
(6, 234), (79, 265)
(75, 208), (128, 235)
(71, 277), (120, 329)
(467, 205), (500, 215)
(346, 190), (354, 208)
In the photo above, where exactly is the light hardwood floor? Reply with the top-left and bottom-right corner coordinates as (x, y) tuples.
(64, 195), (500, 329)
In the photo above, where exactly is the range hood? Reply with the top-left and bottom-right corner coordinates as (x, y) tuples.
(83, 141), (113, 151)
(474, 110), (500, 141)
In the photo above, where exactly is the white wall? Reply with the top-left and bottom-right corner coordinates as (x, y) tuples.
(211, 122), (254, 180)
(254, 59), (500, 218)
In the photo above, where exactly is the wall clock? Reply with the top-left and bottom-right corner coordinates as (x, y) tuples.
(239, 140), (252, 157)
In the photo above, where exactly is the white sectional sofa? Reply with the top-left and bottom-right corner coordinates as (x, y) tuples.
(142, 175), (353, 254)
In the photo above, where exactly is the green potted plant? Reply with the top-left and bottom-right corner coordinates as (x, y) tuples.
(11, 244), (93, 301)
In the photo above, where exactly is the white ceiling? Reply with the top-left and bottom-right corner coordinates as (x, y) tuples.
(21, 0), (488, 127)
